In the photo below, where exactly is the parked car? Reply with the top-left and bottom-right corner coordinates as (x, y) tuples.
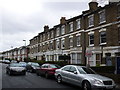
(0, 60), (3, 63)
(26, 62), (40, 73)
(55, 65), (116, 90)
(10, 60), (17, 63)
(6, 63), (26, 75)
(3, 60), (10, 64)
(19, 62), (27, 67)
(36, 64), (61, 78)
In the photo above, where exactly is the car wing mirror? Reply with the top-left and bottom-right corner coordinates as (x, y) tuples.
(74, 71), (77, 74)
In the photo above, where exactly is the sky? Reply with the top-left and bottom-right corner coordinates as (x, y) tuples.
(0, 0), (109, 52)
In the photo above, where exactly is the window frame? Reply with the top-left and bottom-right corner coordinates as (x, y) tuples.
(69, 36), (73, 48)
(117, 4), (120, 18)
(88, 32), (94, 46)
(99, 29), (107, 45)
(76, 34), (81, 46)
(76, 19), (81, 30)
(99, 10), (106, 24)
(69, 22), (73, 32)
(61, 38), (65, 49)
(56, 39), (60, 49)
(61, 25), (65, 35)
(88, 14), (94, 28)
(56, 27), (60, 36)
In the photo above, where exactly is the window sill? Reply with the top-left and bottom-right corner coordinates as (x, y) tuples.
(70, 46), (73, 48)
(77, 45), (81, 47)
(117, 16), (120, 19)
(99, 21), (106, 25)
(99, 43), (106, 46)
(89, 44), (94, 47)
(76, 28), (81, 30)
(88, 25), (94, 28)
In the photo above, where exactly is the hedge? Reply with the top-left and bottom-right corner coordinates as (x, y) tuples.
(91, 66), (115, 73)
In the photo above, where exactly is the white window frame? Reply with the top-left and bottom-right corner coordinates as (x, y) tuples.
(61, 38), (65, 49)
(56, 27), (60, 36)
(43, 34), (45, 41)
(47, 32), (50, 39)
(51, 31), (53, 38)
(99, 29), (107, 45)
(69, 22), (73, 32)
(88, 32), (94, 46)
(99, 10), (106, 24)
(88, 14), (94, 27)
(117, 4), (120, 18)
(56, 39), (60, 50)
(61, 25), (65, 35)
(69, 36), (73, 48)
(76, 33), (81, 46)
(76, 19), (81, 30)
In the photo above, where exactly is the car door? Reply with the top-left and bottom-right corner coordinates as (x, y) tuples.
(61, 66), (71, 82)
(68, 66), (80, 85)
(40, 64), (46, 75)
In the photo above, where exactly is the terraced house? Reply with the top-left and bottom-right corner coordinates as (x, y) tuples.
(29, 1), (120, 66)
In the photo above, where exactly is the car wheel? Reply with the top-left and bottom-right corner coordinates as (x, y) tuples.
(29, 69), (33, 73)
(36, 71), (40, 76)
(82, 81), (91, 90)
(57, 75), (62, 84)
(23, 72), (26, 75)
(6, 70), (8, 74)
(8, 71), (12, 76)
(45, 72), (49, 79)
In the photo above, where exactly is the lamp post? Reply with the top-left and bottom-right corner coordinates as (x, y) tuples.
(23, 40), (26, 46)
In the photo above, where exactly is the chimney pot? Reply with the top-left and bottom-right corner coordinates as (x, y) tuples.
(60, 17), (66, 24)
(89, 1), (98, 10)
(44, 25), (49, 32)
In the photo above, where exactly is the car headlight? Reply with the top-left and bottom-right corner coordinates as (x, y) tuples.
(93, 79), (103, 85)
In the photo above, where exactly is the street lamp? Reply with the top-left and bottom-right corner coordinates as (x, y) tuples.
(23, 40), (26, 46)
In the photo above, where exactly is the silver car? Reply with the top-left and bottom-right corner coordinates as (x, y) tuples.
(55, 65), (116, 90)
(6, 63), (26, 75)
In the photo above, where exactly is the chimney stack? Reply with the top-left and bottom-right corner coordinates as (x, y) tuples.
(60, 17), (66, 24)
(89, 0), (98, 10)
(44, 25), (49, 32)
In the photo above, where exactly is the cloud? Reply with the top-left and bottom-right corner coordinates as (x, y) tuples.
(1, 1), (91, 52)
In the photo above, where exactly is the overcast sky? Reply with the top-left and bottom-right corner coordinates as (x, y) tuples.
(0, 0), (109, 52)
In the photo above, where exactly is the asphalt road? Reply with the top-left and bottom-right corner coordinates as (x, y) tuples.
(1, 63), (80, 90)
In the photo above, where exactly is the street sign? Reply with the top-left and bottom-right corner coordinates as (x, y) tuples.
(86, 50), (93, 57)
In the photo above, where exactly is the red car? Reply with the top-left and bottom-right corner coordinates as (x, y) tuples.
(36, 64), (61, 78)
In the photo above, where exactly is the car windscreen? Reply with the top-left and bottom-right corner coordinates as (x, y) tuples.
(50, 64), (61, 68)
(10, 63), (23, 67)
(31, 63), (39, 67)
(77, 67), (96, 74)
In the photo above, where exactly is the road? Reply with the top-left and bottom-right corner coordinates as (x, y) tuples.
(1, 63), (80, 90)
(1, 63), (120, 90)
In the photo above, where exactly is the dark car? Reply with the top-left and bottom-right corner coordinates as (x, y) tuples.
(6, 63), (26, 75)
(3, 60), (10, 64)
(36, 64), (61, 78)
(26, 62), (40, 73)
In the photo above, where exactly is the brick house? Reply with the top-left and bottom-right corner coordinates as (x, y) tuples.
(28, 1), (120, 66)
